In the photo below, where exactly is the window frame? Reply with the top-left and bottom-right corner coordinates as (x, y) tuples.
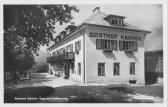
(113, 63), (120, 76)
(96, 39), (118, 50)
(78, 63), (81, 75)
(130, 62), (135, 75)
(75, 40), (81, 52)
(119, 41), (138, 52)
(98, 63), (105, 76)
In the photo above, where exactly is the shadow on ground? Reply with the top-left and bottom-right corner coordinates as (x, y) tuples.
(4, 86), (54, 103)
(4, 85), (163, 103)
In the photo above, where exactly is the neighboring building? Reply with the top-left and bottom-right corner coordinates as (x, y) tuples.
(47, 7), (150, 85)
(144, 26), (163, 84)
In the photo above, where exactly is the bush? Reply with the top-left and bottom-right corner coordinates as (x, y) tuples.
(36, 64), (49, 73)
(145, 72), (158, 85)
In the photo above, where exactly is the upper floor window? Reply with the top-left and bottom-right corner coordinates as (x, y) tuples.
(66, 44), (73, 52)
(104, 15), (125, 27)
(96, 39), (117, 50)
(119, 41), (138, 52)
(110, 18), (123, 26)
(75, 41), (81, 52)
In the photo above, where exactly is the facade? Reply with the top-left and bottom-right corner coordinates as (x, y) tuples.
(47, 7), (150, 85)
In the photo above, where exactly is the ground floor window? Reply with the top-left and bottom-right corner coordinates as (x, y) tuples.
(98, 63), (105, 76)
(78, 63), (81, 75)
(114, 63), (120, 75)
(130, 62), (135, 75)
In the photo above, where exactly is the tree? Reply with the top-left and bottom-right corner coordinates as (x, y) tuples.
(4, 5), (79, 82)
(4, 5), (79, 55)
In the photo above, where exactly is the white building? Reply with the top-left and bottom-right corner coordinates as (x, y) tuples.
(47, 7), (151, 85)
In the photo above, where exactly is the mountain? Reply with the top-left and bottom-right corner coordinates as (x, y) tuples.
(144, 25), (163, 51)
(34, 50), (48, 63)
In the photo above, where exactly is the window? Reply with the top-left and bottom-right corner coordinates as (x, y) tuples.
(75, 41), (81, 52)
(111, 18), (118, 26)
(109, 18), (123, 26)
(96, 39), (117, 50)
(119, 41), (138, 52)
(66, 44), (73, 52)
(130, 62), (135, 75)
(78, 63), (81, 75)
(114, 63), (120, 75)
(98, 63), (105, 76)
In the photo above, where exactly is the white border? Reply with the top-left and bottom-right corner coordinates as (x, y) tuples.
(0, 0), (167, 107)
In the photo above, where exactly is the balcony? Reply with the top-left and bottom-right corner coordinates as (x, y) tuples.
(47, 52), (74, 63)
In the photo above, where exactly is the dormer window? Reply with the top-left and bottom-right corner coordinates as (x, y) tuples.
(104, 14), (125, 27)
(65, 22), (77, 35)
(60, 31), (66, 39)
(110, 18), (123, 26)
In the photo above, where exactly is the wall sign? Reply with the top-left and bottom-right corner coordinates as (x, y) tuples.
(89, 32), (141, 41)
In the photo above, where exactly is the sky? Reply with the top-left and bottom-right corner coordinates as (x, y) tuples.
(40, 4), (163, 53)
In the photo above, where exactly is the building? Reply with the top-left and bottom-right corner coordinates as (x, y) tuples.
(144, 26), (163, 84)
(47, 7), (151, 85)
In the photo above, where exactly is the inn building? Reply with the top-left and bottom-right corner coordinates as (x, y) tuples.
(47, 7), (151, 85)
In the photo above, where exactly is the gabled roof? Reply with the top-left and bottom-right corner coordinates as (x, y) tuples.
(83, 11), (146, 31)
(47, 9), (151, 51)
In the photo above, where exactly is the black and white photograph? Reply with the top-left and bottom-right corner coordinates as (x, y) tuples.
(2, 0), (167, 105)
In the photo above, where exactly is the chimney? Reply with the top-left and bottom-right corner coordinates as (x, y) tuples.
(92, 7), (100, 14)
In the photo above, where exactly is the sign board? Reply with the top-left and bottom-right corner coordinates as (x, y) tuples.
(89, 32), (141, 41)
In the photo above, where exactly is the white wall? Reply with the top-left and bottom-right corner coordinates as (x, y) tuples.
(85, 27), (146, 85)
(49, 31), (84, 82)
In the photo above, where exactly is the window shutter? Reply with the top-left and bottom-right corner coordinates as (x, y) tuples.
(75, 42), (77, 52)
(96, 39), (101, 49)
(79, 41), (81, 51)
(133, 42), (138, 51)
(119, 41), (124, 50)
(112, 40), (117, 50)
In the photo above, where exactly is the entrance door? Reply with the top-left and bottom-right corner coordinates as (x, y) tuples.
(64, 62), (70, 79)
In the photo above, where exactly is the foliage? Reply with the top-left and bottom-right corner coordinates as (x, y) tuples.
(4, 5), (79, 55)
(4, 5), (79, 74)
(36, 64), (49, 73)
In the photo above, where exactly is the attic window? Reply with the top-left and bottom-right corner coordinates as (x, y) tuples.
(110, 18), (123, 26)
(104, 15), (125, 27)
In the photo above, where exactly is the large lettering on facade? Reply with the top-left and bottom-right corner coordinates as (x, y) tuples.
(89, 32), (141, 41)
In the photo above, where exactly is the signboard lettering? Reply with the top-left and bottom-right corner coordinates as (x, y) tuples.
(89, 32), (141, 41)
